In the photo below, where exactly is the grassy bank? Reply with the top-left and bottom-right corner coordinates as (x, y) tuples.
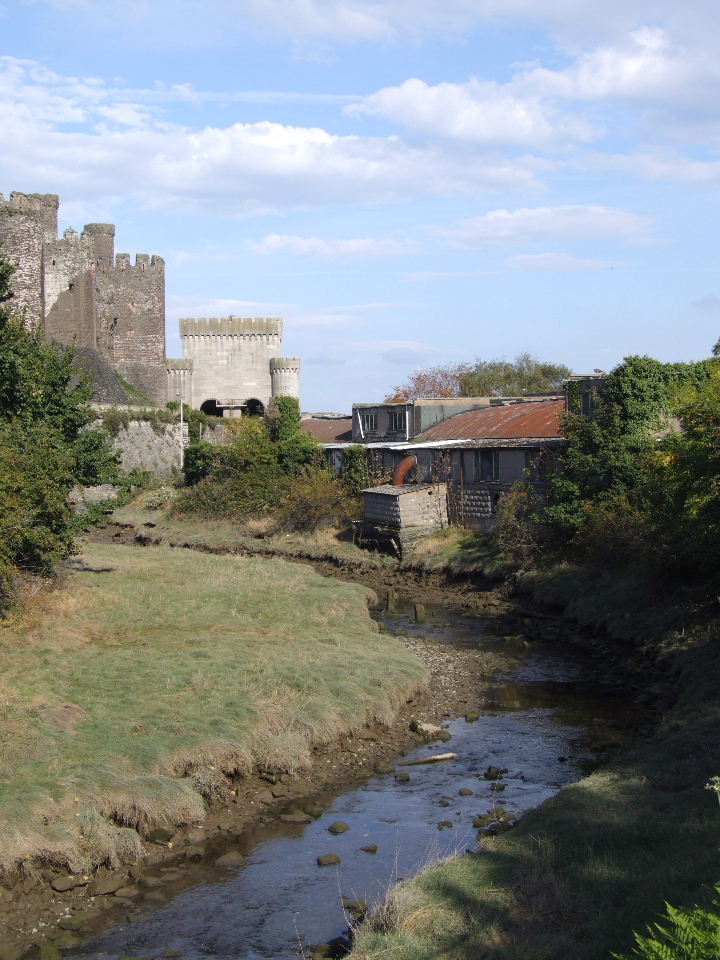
(111, 494), (508, 580)
(0, 542), (426, 877)
(352, 568), (720, 960)
(112, 498), (396, 570)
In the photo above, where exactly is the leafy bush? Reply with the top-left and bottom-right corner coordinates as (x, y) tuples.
(341, 444), (369, 494)
(494, 480), (542, 568)
(613, 892), (720, 960)
(0, 421), (76, 593)
(73, 428), (121, 486)
(183, 441), (216, 486)
(278, 468), (360, 532)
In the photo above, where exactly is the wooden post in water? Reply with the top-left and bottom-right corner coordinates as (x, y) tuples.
(414, 603), (426, 623)
(387, 588), (397, 612)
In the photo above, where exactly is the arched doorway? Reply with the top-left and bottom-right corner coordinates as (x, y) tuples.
(200, 398), (224, 417)
(246, 398), (264, 417)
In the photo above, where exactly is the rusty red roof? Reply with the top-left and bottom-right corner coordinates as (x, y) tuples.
(301, 418), (353, 443)
(414, 398), (564, 442)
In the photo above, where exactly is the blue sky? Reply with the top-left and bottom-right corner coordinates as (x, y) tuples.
(2, 0), (720, 411)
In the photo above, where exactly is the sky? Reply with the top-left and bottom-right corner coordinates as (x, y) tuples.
(2, 0), (720, 412)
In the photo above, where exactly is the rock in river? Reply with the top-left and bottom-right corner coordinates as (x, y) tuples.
(328, 821), (349, 835)
(317, 853), (341, 867)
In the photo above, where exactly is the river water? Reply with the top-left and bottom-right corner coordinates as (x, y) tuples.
(74, 603), (639, 960)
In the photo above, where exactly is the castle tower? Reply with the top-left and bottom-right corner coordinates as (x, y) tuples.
(0, 192), (59, 328)
(270, 356), (301, 401)
(178, 316), (285, 414)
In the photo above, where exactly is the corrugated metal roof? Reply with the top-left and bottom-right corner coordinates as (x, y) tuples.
(301, 418), (353, 443)
(414, 398), (565, 442)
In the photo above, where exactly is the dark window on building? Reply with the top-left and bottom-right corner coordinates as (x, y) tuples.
(474, 449), (500, 481)
(361, 412), (377, 433)
(581, 391), (595, 418)
(388, 409), (406, 432)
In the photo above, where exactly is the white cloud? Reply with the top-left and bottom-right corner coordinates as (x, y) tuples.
(440, 205), (652, 247)
(584, 151), (720, 183)
(518, 28), (701, 102)
(30, 0), (720, 52)
(505, 251), (619, 269)
(348, 77), (596, 148)
(249, 233), (416, 258)
(0, 57), (543, 215)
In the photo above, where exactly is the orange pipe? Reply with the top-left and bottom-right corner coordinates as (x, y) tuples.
(392, 455), (417, 486)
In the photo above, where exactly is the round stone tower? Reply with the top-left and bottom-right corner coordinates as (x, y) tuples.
(270, 356), (301, 401)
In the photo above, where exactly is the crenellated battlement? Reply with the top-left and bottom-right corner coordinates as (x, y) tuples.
(270, 356), (301, 372)
(114, 253), (165, 270)
(166, 358), (193, 371)
(180, 316), (283, 338)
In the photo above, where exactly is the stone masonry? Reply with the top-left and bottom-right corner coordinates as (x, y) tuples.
(0, 191), (166, 404)
(169, 316), (301, 415)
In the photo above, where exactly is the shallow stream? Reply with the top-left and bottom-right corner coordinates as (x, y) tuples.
(74, 602), (640, 960)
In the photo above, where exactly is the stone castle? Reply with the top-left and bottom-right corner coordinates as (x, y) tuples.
(0, 191), (300, 413)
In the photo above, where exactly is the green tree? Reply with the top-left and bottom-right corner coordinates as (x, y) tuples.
(459, 352), (572, 397)
(0, 253), (109, 599)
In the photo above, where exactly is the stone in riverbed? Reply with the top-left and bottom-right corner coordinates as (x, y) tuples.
(437, 820), (453, 830)
(483, 765), (507, 780)
(161, 951), (182, 959)
(342, 898), (368, 918)
(438, 798), (451, 807)
(458, 788), (473, 797)
(360, 844), (378, 854)
(184, 846), (204, 863)
(88, 876), (125, 896)
(304, 804), (323, 819)
(57, 917), (83, 931)
(280, 810), (313, 824)
(465, 712), (480, 723)
(50, 876), (83, 893)
(328, 821), (349, 835)
(214, 850), (245, 867)
(394, 772), (410, 783)
(373, 760), (395, 775)
(115, 885), (140, 898)
(437, 731), (453, 743)
(317, 853), (340, 867)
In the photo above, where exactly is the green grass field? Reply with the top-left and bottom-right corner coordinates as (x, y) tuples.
(0, 543), (426, 876)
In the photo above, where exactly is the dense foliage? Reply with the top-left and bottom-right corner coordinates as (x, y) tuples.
(386, 353), (571, 401)
(0, 254), (119, 601)
(613, 892), (720, 960)
(459, 351), (572, 397)
(531, 356), (717, 565)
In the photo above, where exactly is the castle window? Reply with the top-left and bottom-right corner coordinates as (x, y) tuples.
(361, 412), (377, 433)
(388, 409), (406, 432)
(68, 282), (73, 291)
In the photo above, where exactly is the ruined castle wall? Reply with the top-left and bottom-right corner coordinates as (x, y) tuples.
(180, 317), (282, 409)
(0, 193), (59, 328)
(43, 229), (99, 346)
(96, 253), (166, 404)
